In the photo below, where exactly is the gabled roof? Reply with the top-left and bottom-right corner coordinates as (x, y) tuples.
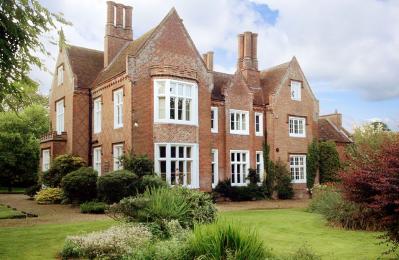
(212, 72), (233, 100)
(66, 45), (104, 89)
(319, 118), (353, 143)
(260, 61), (290, 101)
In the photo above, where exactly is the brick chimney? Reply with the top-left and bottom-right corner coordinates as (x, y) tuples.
(202, 51), (214, 71)
(104, 1), (133, 67)
(237, 32), (260, 88)
(321, 110), (343, 128)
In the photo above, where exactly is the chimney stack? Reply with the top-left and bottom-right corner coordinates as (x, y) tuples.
(237, 31), (259, 87)
(104, 1), (133, 67)
(202, 51), (214, 71)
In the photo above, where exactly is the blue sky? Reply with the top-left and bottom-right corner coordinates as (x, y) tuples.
(34, 0), (399, 131)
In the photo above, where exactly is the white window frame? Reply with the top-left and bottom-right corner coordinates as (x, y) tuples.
(230, 150), (249, 186)
(93, 147), (102, 176)
(289, 116), (306, 138)
(291, 80), (302, 101)
(56, 99), (64, 134)
(211, 107), (218, 133)
(154, 143), (199, 189)
(57, 65), (64, 86)
(290, 155), (306, 183)
(211, 149), (219, 188)
(113, 88), (123, 129)
(256, 151), (264, 182)
(153, 79), (198, 126)
(255, 112), (263, 136)
(93, 98), (102, 134)
(229, 109), (249, 135)
(42, 149), (50, 171)
(113, 144), (124, 171)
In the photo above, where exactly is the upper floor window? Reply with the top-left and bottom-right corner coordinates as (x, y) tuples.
(290, 155), (306, 183)
(230, 109), (249, 135)
(230, 150), (249, 186)
(56, 99), (64, 134)
(93, 147), (102, 176)
(93, 98), (102, 134)
(291, 80), (301, 101)
(255, 112), (263, 136)
(113, 143), (124, 171)
(42, 149), (50, 171)
(211, 107), (218, 133)
(57, 65), (64, 86)
(113, 89), (123, 129)
(154, 79), (198, 125)
(289, 116), (306, 137)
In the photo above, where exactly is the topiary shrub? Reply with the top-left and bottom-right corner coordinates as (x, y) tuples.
(319, 141), (340, 183)
(80, 201), (108, 214)
(97, 170), (137, 203)
(121, 153), (153, 177)
(275, 160), (294, 199)
(41, 154), (86, 187)
(61, 167), (97, 203)
(35, 187), (63, 204)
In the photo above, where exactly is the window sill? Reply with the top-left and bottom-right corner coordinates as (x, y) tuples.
(289, 134), (306, 138)
(154, 120), (198, 127)
(211, 129), (218, 134)
(291, 180), (306, 184)
(255, 132), (263, 137)
(229, 131), (249, 136)
(231, 183), (247, 187)
(114, 126), (123, 129)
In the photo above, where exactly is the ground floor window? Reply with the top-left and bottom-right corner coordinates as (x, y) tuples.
(211, 149), (218, 188)
(230, 150), (249, 186)
(290, 155), (306, 183)
(42, 149), (50, 171)
(154, 143), (199, 188)
(113, 144), (124, 171)
(256, 151), (264, 182)
(93, 147), (102, 175)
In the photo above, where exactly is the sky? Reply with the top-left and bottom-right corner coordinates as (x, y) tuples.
(33, 0), (399, 131)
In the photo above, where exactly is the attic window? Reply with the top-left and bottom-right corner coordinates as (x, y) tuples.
(290, 80), (301, 101)
(57, 65), (64, 86)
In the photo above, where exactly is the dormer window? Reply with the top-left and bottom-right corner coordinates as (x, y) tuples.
(57, 65), (64, 86)
(291, 80), (301, 101)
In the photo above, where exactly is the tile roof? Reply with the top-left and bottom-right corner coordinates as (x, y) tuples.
(318, 118), (353, 143)
(212, 71), (233, 100)
(66, 45), (104, 89)
(260, 61), (290, 103)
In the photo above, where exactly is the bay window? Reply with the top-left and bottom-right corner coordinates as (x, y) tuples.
(154, 143), (199, 188)
(56, 99), (64, 134)
(230, 109), (249, 135)
(154, 79), (198, 125)
(289, 116), (306, 137)
(230, 150), (249, 186)
(290, 155), (306, 183)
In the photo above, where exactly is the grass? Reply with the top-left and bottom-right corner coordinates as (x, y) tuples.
(0, 205), (25, 219)
(0, 209), (395, 259)
(0, 187), (25, 194)
(222, 209), (395, 259)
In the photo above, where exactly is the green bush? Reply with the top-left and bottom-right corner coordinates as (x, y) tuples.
(185, 221), (270, 260)
(121, 153), (153, 177)
(274, 161), (294, 199)
(178, 188), (217, 225)
(61, 167), (97, 203)
(35, 187), (63, 204)
(136, 175), (168, 194)
(97, 170), (137, 203)
(264, 143), (276, 198)
(307, 139), (319, 191)
(80, 201), (107, 214)
(319, 141), (341, 183)
(41, 154), (86, 187)
(247, 168), (260, 184)
(24, 183), (41, 198)
(214, 180), (266, 201)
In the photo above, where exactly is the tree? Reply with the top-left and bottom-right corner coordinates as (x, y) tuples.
(0, 105), (49, 191)
(0, 0), (69, 110)
(319, 141), (340, 183)
(370, 121), (390, 132)
(306, 139), (319, 190)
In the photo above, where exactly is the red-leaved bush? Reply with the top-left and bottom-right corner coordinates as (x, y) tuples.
(341, 136), (399, 246)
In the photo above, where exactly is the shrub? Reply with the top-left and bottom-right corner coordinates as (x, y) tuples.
(185, 221), (270, 260)
(178, 188), (217, 225)
(247, 168), (260, 184)
(121, 153), (153, 177)
(41, 154), (86, 187)
(35, 187), (63, 204)
(319, 141), (340, 183)
(97, 170), (137, 203)
(264, 143), (276, 197)
(286, 246), (321, 260)
(24, 183), (41, 198)
(61, 167), (97, 203)
(214, 180), (266, 201)
(307, 139), (319, 191)
(275, 161), (294, 199)
(61, 224), (152, 259)
(135, 175), (168, 194)
(80, 201), (108, 214)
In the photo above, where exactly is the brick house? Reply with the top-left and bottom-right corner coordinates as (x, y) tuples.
(40, 1), (346, 197)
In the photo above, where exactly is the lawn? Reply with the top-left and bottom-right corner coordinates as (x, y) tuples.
(0, 205), (25, 219)
(0, 187), (25, 194)
(0, 209), (394, 260)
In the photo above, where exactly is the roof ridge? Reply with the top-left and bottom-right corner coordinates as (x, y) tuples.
(324, 118), (353, 143)
(261, 61), (290, 73)
(67, 44), (103, 53)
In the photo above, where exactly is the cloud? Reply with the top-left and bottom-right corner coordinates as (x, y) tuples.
(34, 0), (399, 103)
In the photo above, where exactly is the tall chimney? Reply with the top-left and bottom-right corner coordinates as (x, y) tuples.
(104, 1), (133, 67)
(202, 51), (214, 71)
(237, 31), (260, 88)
